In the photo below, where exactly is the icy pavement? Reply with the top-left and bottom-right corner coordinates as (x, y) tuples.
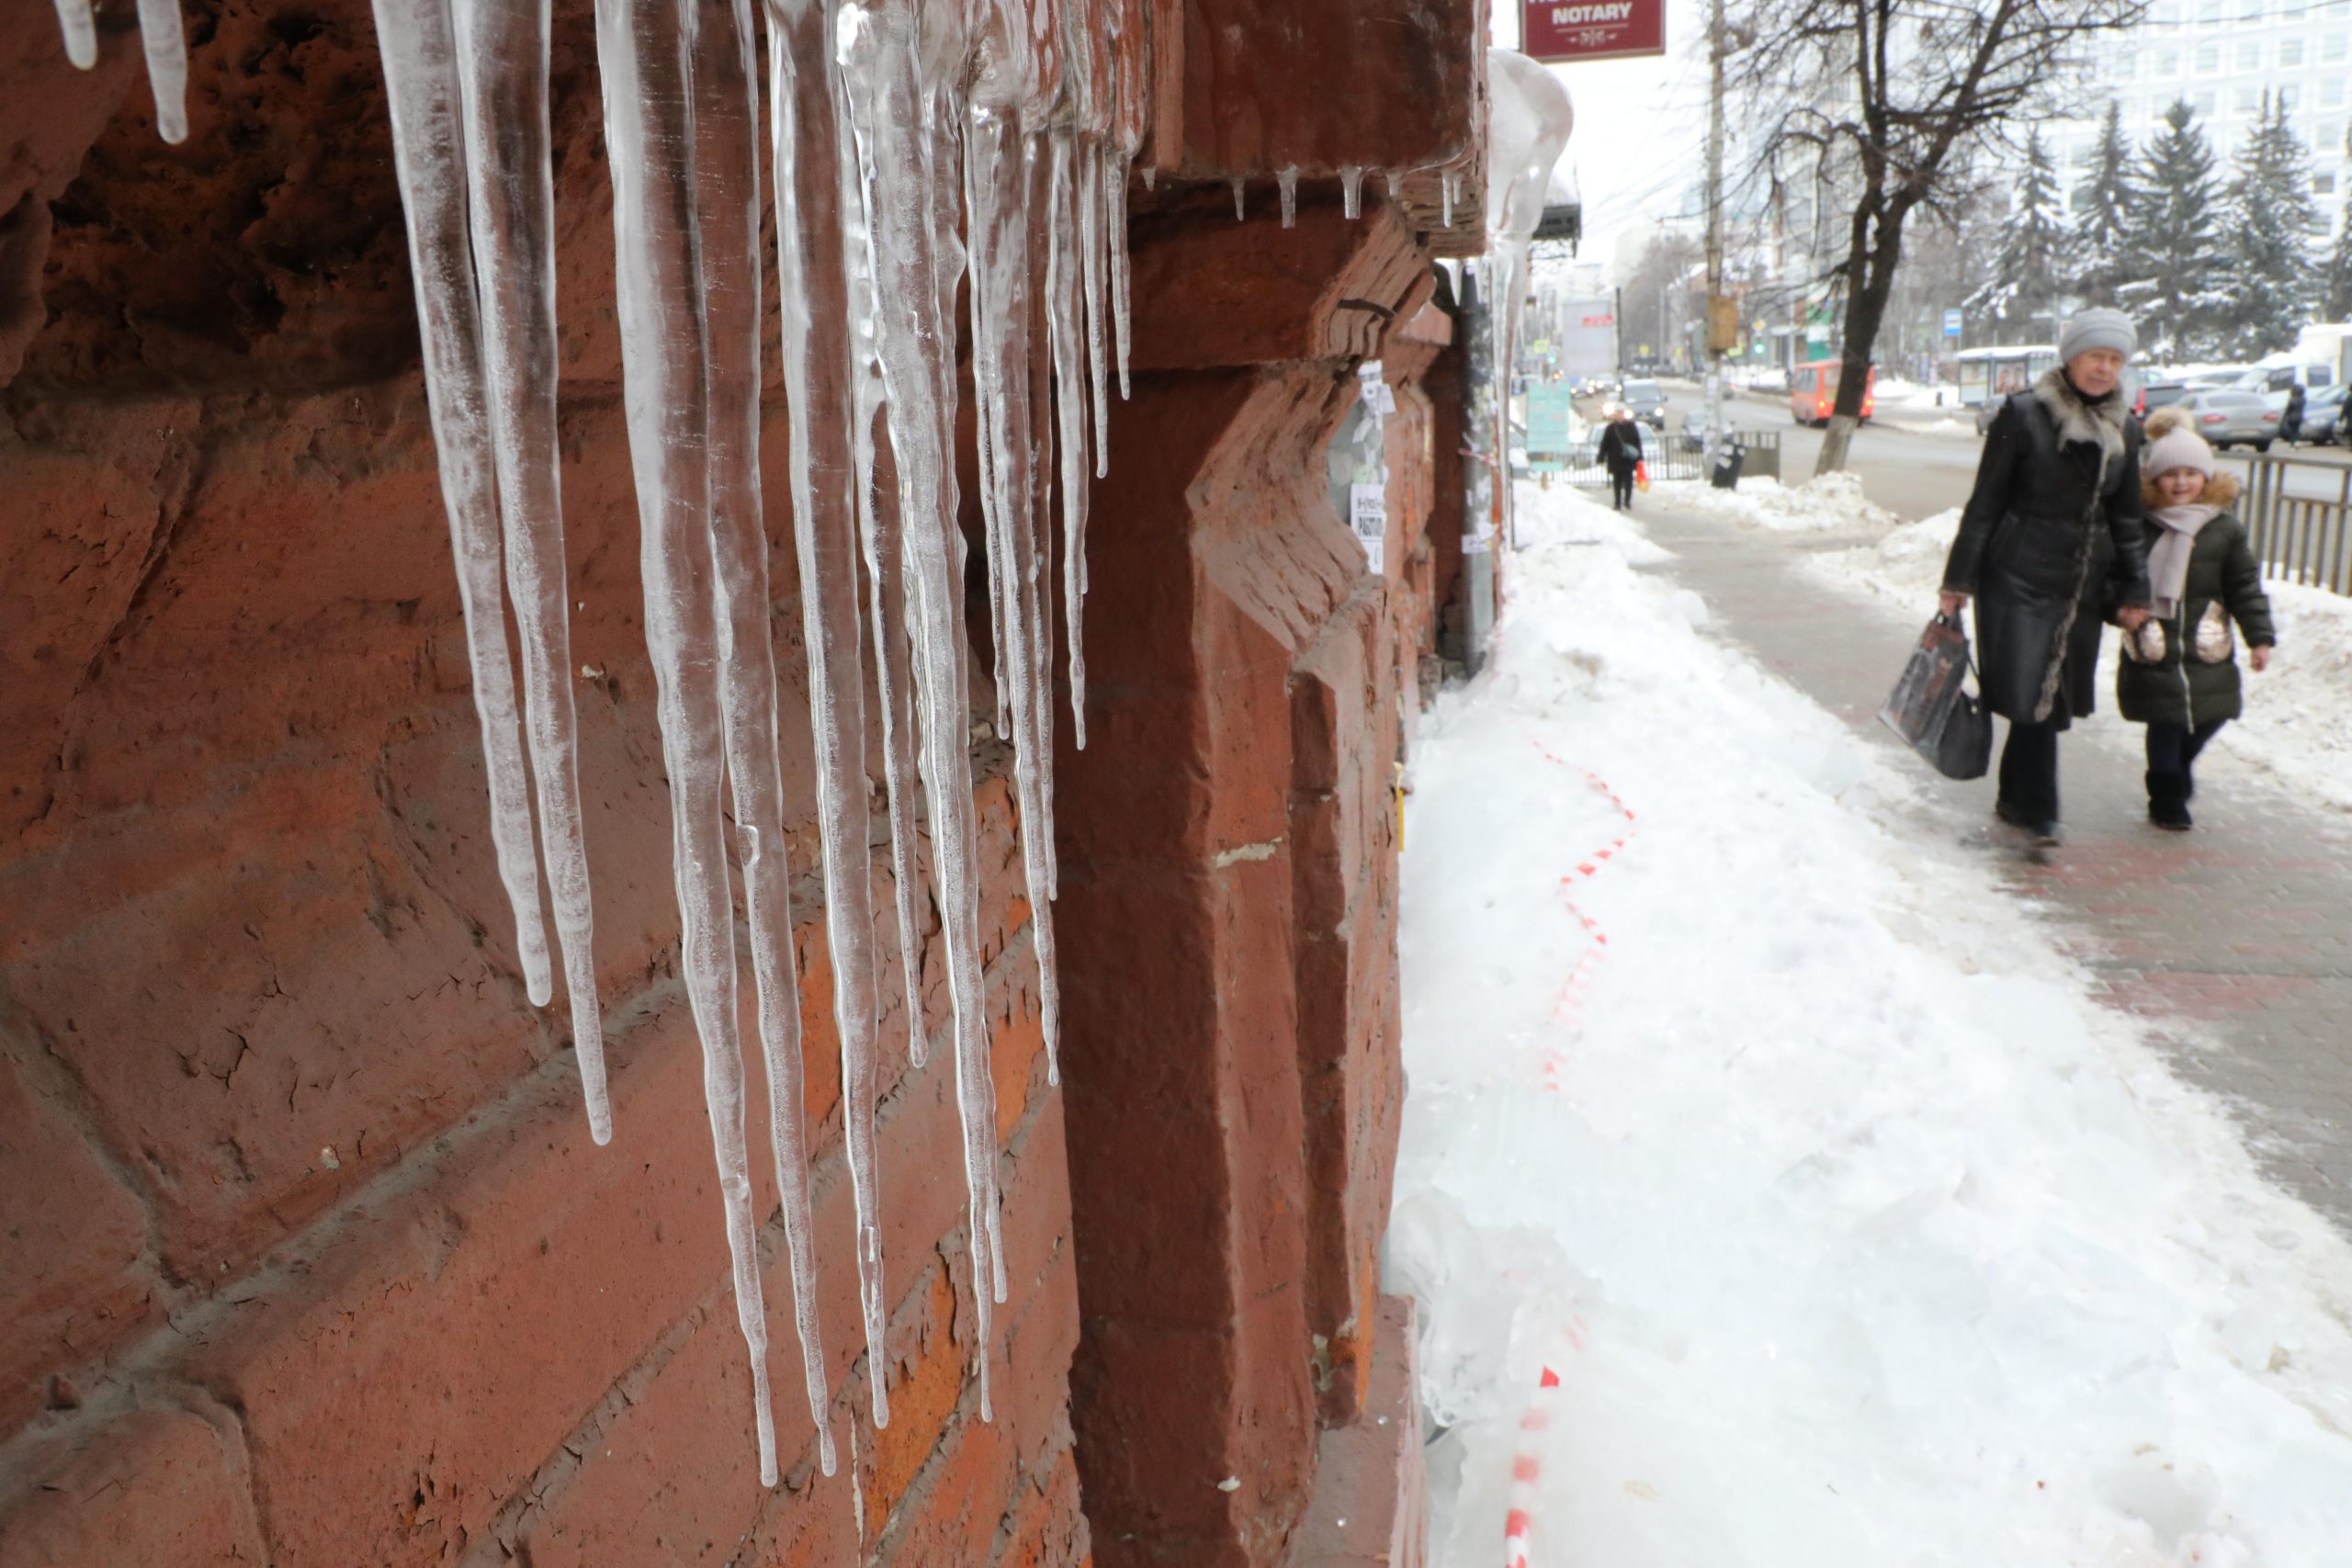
(1390, 484), (2352, 1566)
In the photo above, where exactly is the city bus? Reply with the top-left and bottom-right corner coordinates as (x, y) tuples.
(1957, 344), (2057, 432)
(1789, 359), (1877, 426)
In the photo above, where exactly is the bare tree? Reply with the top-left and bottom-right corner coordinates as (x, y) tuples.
(1732, 0), (2146, 474)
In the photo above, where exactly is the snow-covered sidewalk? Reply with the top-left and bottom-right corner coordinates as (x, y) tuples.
(1390, 484), (2352, 1565)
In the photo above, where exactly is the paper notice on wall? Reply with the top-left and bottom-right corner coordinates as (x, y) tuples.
(1357, 359), (1397, 418)
(1350, 482), (1387, 575)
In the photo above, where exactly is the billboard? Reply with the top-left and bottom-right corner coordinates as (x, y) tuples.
(1522, 0), (1666, 62)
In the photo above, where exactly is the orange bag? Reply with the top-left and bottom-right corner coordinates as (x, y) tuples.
(1634, 459), (1650, 491)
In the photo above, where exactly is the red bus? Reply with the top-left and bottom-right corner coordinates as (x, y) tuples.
(1789, 360), (1877, 426)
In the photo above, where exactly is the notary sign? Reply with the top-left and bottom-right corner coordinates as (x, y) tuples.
(1522, 0), (1666, 62)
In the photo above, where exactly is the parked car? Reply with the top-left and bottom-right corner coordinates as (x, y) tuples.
(2177, 389), (2280, 451)
(2132, 380), (2190, 421)
(2294, 382), (2347, 446)
(1622, 378), (1669, 429)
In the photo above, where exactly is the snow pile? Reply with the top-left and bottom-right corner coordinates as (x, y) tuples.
(1656, 468), (1897, 533)
(1393, 481), (2352, 1566)
(1805, 513), (2352, 815)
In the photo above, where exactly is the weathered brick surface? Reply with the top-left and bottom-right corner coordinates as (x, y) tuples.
(0, 1406), (266, 1568)
(1286, 1297), (1427, 1568)
(0, 1043), (153, 1435)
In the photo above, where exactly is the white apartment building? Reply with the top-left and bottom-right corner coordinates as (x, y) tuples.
(2052, 0), (2352, 224)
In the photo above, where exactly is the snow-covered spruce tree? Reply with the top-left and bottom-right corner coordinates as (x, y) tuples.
(2067, 100), (2141, 301)
(1968, 128), (2068, 333)
(2124, 100), (2228, 358)
(2215, 96), (2321, 356)
(2329, 199), (2352, 323)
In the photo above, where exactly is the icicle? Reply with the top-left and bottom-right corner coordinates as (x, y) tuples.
(593, 0), (779, 1488)
(1278, 164), (1298, 228)
(756, 0), (859, 1469)
(1080, 136), (1111, 477)
(967, 107), (1063, 1095)
(450, 0), (610, 1144)
(1384, 168), (1402, 202)
(768, 0), (898, 1431)
(1340, 164), (1363, 220)
(368, 0), (558, 1049)
(1047, 132), (1092, 756)
(1108, 150), (1133, 400)
(52, 0), (97, 69)
(1105, 0), (1145, 401)
(1442, 169), (1458, 229)
(840, 0), (1003, 1423)
(1231, 175), (1246, 221)
(135, 0), (189, 143)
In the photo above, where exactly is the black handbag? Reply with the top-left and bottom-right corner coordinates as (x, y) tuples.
(1879, 612), (1993, 781)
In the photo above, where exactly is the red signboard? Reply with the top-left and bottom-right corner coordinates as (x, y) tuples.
(1522, 0), (1666, 63)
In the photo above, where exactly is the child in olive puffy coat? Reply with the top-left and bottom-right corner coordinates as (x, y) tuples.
(2118, 406), (2277, 830)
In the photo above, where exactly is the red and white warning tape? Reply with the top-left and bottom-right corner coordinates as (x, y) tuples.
(1510, 730), (1636, 1562)
(1521, 729), (1638, 1095)
(1501, 1317), (1588, 1568)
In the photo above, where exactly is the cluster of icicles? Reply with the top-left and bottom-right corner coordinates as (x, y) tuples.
(56, 0), (1144, 1487)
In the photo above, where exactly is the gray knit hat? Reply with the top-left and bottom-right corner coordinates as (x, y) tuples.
(2058, 307), (2137, 364)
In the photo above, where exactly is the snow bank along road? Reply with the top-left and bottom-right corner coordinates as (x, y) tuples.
(1389, 484), (2352, 1566)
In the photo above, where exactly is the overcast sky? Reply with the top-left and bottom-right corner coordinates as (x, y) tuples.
(1493, 0), (1713, 269)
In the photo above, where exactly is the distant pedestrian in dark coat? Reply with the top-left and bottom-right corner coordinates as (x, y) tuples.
(2118, 406), (2277, 830)
(2281, 380), (2306, 445)
(1597, 408), (1644, 511)
(1937, 308), (2154, 845)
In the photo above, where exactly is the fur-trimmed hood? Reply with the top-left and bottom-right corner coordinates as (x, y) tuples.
(2031, 367), (2130, 464)
(2140, 468), (2242, 511)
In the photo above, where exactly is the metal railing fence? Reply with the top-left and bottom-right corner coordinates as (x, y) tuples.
(2241, 454), (2352, 597)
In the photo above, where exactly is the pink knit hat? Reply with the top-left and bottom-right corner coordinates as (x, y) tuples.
(2142, 406), (2215, 481)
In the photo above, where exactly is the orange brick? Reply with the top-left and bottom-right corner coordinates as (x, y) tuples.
(872, 1260), (966, 1524)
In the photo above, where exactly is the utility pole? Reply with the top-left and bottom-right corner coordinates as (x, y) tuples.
(1702, 0), (1728, 470)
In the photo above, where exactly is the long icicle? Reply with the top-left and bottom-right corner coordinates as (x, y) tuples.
(368, 0), (558, 1048)
(1079, 134), (1111, 476)
(966, 107), (1058, 1084)
(134, 0), (189, 143)
(451, 0), (610, 1142)
(840, 0), (1004, 1416)
(594, 0), (779, 1486)
(710, 0), (836, 1475)
(766, 0), (890, 1432)
(1046, 130), (1091, 753)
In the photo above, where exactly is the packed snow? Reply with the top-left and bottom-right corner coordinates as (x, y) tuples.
(1806, 510), (2352, 817)
(1392, 482), (2352, 1566)
(1652, 470), (1898, 533)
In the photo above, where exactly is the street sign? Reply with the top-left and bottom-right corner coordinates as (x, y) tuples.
(1942, 309), (1963, 339)
(1525, 385), (1577, 457)
(1522, 0), (1665, 63)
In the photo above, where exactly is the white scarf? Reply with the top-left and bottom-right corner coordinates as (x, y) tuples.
(2146, 502), (2221, 619)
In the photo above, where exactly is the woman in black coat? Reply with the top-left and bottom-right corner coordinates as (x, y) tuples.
(1937, 310), (2154, 844)
(1596, 407), (1644, 512)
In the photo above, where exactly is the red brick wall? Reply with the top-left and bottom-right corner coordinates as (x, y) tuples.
(3, 5), (1479, 1564)
(2, 6), (1082, 1562)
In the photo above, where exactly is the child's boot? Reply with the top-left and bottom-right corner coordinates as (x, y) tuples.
(2146, 769), (2192, 831)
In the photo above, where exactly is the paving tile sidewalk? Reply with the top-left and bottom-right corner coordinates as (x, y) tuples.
(1626, 496), (2352, 1232)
